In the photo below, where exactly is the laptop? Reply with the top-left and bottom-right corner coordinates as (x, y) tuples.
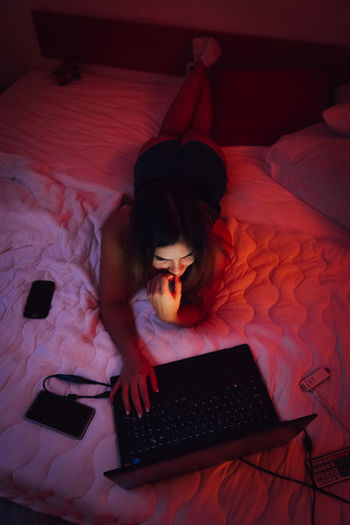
(104, 344), (316, 488)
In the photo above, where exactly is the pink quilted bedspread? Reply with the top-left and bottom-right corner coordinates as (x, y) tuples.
(1, 71), (350, 524)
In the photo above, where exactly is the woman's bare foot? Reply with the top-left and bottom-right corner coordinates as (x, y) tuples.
(192, 37), (221, 68)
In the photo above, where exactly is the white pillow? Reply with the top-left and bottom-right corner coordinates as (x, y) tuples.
(335, 82), (350, 104)
(322, 103), (350, 136)
(265, 123), (350, 230)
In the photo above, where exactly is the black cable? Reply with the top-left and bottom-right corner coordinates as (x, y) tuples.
(303, 430), (316, 525)
(239, 457), (350, 506)
(43, 374), (111, 399)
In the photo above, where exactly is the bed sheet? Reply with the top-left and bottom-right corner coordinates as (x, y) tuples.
(1, 71), (350, 524)
(0, 70), (181, 192)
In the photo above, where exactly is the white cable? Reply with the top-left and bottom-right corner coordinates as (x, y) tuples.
(311, 389), (350, 435)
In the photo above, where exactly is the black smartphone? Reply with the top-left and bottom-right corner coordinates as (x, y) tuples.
(23, 280), (55, 318)
(25, 390), (95, 439)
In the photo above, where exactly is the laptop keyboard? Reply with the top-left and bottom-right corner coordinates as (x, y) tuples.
(119, 378), (278, 465)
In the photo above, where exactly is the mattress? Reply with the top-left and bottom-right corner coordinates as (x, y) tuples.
(1, 70), (350, 524)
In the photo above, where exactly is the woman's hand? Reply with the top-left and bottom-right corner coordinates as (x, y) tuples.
(147, 274), (182, 323)
(109, 352), (158, 417)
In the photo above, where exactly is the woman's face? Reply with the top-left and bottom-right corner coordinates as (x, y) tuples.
(152, 241), (194, 277)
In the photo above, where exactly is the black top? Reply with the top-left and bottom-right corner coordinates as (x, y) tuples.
(133, 139), (227, 215)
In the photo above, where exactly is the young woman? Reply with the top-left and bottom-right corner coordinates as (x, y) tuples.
(99, 38), (233, 417)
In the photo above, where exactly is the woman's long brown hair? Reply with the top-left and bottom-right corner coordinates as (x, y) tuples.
(126, 179), (218, 296)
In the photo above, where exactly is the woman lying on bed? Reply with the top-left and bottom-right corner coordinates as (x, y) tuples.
(99, 39), (233, 417)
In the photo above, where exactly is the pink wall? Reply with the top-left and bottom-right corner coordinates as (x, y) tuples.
(1, 0), (350, 90)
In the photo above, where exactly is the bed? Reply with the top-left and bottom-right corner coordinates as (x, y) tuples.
(1, 10), (350, 525)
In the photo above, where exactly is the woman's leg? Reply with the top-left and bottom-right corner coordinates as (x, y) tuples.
(138, 38), (221, 157)
(159, 61), (208, 137)
(187, 68), (212, 136)
(137, 61), (208, 157)
(159, 37), (221, 137)
(182, 67), (225, 163)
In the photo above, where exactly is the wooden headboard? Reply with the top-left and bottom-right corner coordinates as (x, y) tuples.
(32, 10), (350, 89)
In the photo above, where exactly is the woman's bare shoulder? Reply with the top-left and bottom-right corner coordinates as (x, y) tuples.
(102, 201), (132, 239)
(100, 202), (133, 304)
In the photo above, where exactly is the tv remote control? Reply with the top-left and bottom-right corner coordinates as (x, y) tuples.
(308, 446), (350, 488)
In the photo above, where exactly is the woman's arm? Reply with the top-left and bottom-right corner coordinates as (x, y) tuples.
(99, 205), (158, 417)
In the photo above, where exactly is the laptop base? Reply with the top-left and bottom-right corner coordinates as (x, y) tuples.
(104, 413), (316, 488)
